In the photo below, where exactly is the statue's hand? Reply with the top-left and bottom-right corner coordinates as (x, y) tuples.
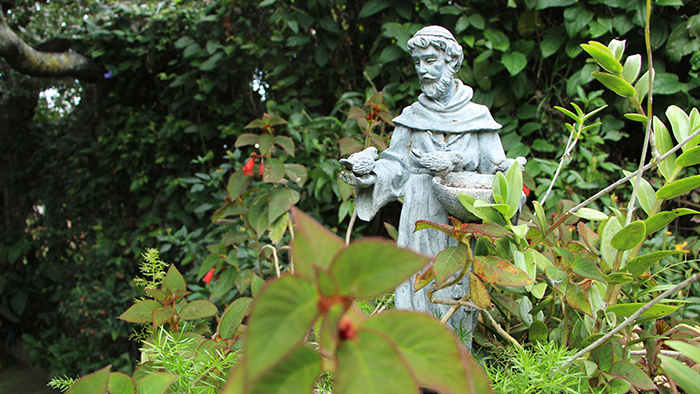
(340, 171), (377, 188)
(339, 147), (378, 176)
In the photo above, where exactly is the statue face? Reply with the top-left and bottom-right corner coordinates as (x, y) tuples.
(411, 45), (454, 100)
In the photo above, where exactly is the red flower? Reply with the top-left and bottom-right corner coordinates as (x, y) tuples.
(243, 157), (255, 176)
(202, 268), (215, 284)
(522, 185), (530, 196)
(242, 154), (265, 177)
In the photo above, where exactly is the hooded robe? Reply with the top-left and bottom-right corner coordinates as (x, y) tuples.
(355, 80), (510, 336)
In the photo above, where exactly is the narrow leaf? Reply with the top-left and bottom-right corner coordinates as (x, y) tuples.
(676, 146), (700, 167)
(607, 303), (677, 319)
(626, 250), (689, 277)
(660, 356), (700, 394)
(593, 72), (636, 97)
(645, 208), (700, 235)
(581, 44), (623, 73)
(656, 175), (700, 200)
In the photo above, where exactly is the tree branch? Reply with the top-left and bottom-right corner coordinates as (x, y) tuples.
(0, 9), (103, 81)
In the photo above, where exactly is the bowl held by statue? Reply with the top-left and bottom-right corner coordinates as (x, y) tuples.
(432, 172), (495, 222)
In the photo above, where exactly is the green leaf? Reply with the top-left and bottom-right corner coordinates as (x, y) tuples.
(667, 105), (691, 150)
(665, 340), (700, 365)
(605, 272), (634, 284)
(235, 133), (259, 147)
(432, 243), (469, 288)
(611, 220), (646, 251)
(554, 106), (581, 123)
(581, 44), (623, 73)
(179, 300), (218, 321)
(626, 250), (689, 277)
(624, 113), (648, 123)
(593, 72), (636, 97)
(600, 216), (623, 268)
(572, 258), (606, 282)
(284, 163), (307, 187)
(262, 157), (285, 183)
(65, 365), (110, 394)
(609, 361), (656, 391)
(484, 28), (510, 52)
(336, 330), (419, 394)
(635, 69), (655, 104)
(363, 311), (492, 394)
(608, 379), (631, 394)
(135, 373), (178, 394)
(505, 160), (523, 218)
(209, 268), (236, 301)
(246, 345), (321, 394)
(108, 372), (135, 394)
(474, 256), (534, 287)
(566, 282), (592, 316)
(274, 135), (295, 157)
(151, 307), (176, 330)
(258, 134), (274, 156)
(332, 238), (431, 298)
(119, 300), (160, 324)
(226, 168), (253, 202)
(656, 175), (700, 200)
(251, 274), (265, 298)
(501, 52), (527, 76)
(660, 356), (700, 394)
(268, 187), (295, 224)
(378, 45), (403, 64)
(162, 265), (186, 293)
(245, 276), (318, 383)
(621, 54), (642, 84)
(290, 207), (344, 279)
(607, 303), (678, 319)
(529, 321), (549, 343)
(218, 297), (252, 339)
(654, 116), (677, 182)
(358, 0), (393, 18)
(622, 171), (657, 216)
(572, 207), (609, 221)
(676, 146), (700, 167)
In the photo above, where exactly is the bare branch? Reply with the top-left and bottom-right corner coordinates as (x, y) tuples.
(0, 9), (103, 81)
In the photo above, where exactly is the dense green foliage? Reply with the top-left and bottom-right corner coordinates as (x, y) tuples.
(2, 0), (700, 381)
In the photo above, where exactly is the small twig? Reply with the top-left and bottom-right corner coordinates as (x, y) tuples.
(629, 350), (687, 359)
(345, 209), (357, 245)
(428, 292), (521, 349)
(666, 323), (700, 337)
(562, 272), (700, 368)
(287, 214), (295, 274)
(541, 123), (579, 205)
(260, 245), (281, 278)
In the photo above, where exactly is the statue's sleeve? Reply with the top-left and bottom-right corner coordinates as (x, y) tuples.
(476, 129), (508, 175)
(355, 126), (411, 221)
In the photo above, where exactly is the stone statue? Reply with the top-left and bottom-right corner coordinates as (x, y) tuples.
(340, 26), (519, 341)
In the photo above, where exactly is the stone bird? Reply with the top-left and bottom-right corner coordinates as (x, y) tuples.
(340, 147), (379, 176)
(411, 148), (461, 178)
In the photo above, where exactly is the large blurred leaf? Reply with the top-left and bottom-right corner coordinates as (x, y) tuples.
(364, 311), (493, 394)
(244, 276), (318, 383)
(660, 356), (700, 394)
(246, 346), (321, 394)
(291, 207), (345, 279)
(336, 330), (419, 394)
(135, 373), (178, 394)
(108, 372), (135, 394)
(65, 365), (110, 394)
(332, 238), (431, 298)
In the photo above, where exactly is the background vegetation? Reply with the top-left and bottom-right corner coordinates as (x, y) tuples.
(1, 0), (699, 382)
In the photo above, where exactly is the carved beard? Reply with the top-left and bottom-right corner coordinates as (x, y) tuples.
(420, 71), (454, 101)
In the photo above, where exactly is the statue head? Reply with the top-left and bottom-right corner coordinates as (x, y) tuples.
(407, 26), (464, 100)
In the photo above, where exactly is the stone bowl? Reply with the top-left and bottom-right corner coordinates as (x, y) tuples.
(432, 172), (495, 222)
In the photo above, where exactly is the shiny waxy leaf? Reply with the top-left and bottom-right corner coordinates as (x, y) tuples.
(218, 297), (252, 339)
(676, 146), (700, 167)
(622, 54), (642, 83)
(609, 361), (656, 391)
(433, 243), (469, 288)
(246, 345), (321, 394)
(135, 373), (178, 394)
(290, 207), (344, 279)
(607, 303), (678, 319)
(656, 175), (700, 200)
(626, 250), (688, 277)
(245, 276), (318, 383)
(336, 330), (419, 394)
(611, 220), (646, 251)
(624, 170), (657, 216)
(363, 311), (493, 394)
(66, 365), (110, 394)
(660, 356), (700, 394)
(119, 300), (160, 324)
(581, 43), (623, 73)
(474, 256), (534, 287)
(654, 116), (677, 182)
(572, 207), (609, 221)
(108, 372), (135, 394)
(179, 300), (217, 321)
(593, 72), (636, 97)
(667, 105), (692, 151)
(645, 208), (700, 235)
(332, 238), (431, 298)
